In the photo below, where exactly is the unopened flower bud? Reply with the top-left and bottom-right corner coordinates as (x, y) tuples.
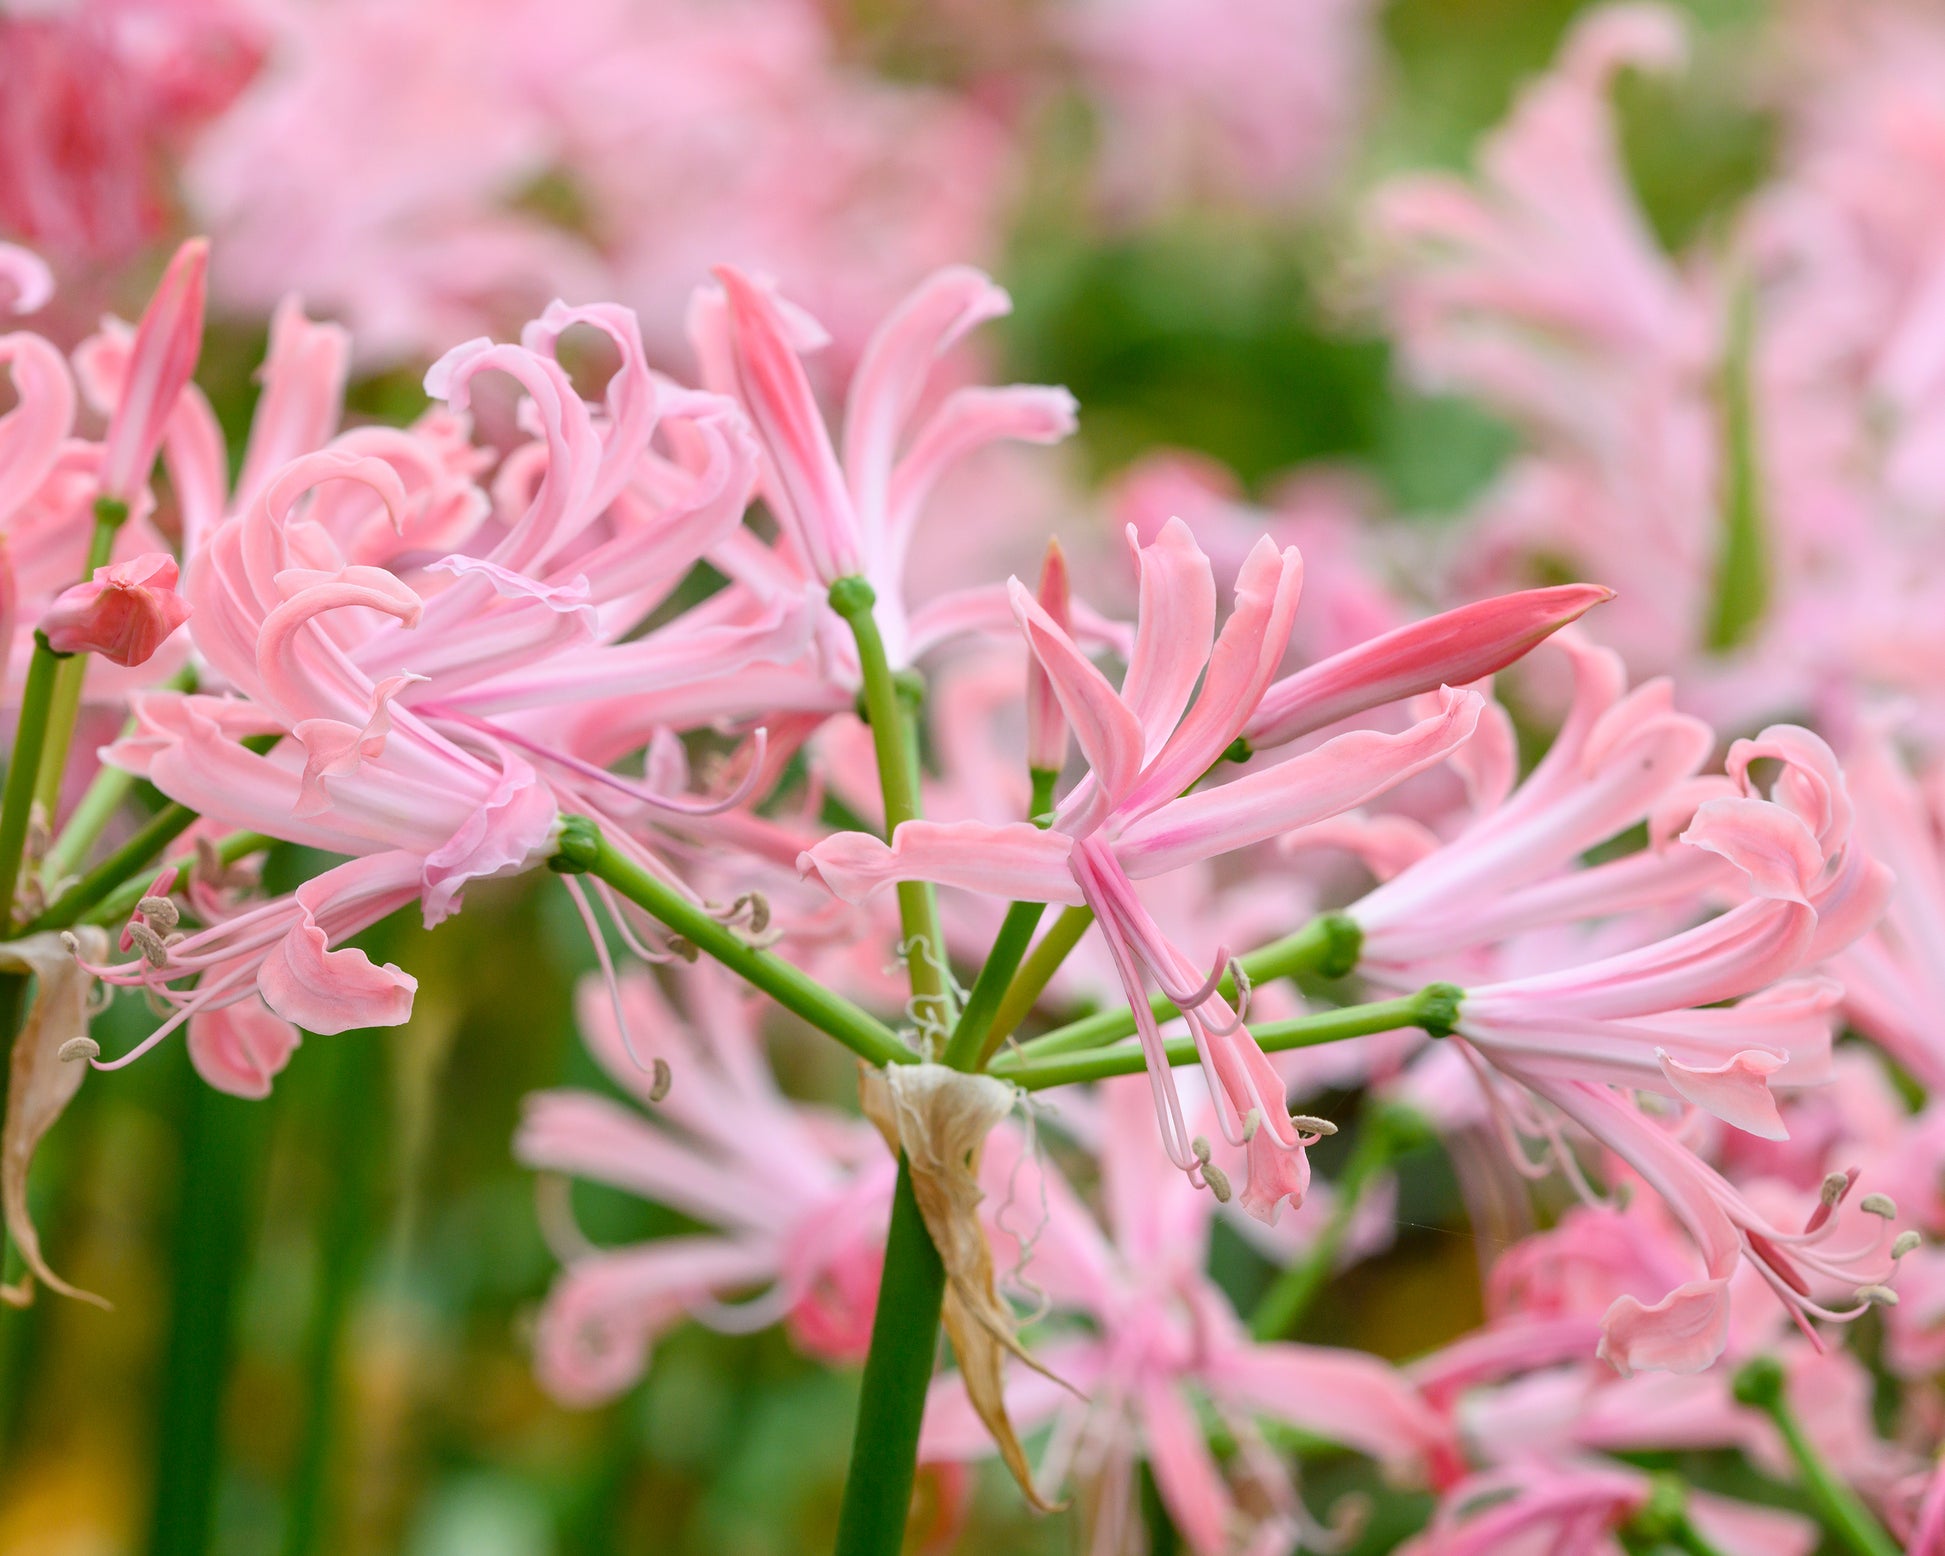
(40, 552), (191, 666)
(97, 238), (208, 506)
(1026, 540), (1072, 776)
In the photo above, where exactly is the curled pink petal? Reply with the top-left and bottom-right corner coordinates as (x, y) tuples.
(1655, 1047), (1789, 1141)
(187, 1000), (302, 1100)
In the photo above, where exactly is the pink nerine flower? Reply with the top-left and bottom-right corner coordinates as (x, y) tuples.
(803, 519), (1484, 1218)
(922, 1078), (1448, 1555)
(697, 264), (1078, 661)
(517, 966), (893, 1405)
(39, 552), (191, 665)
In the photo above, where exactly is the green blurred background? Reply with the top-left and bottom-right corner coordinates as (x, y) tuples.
(0, 1), (1780, 1550)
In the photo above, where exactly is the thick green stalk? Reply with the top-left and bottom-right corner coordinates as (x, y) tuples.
(829, 578), (957, 1045)
(146, 1073), (272, 1556)
(987, 904), (1094, 1043)
(557, 819), (911, 1068)
(1731, 1357), (1898, 1556)
(34, 500), (129, 816)
(830, 1158), (948, 1556)
(27, 802), (196, 933)
(0, 636), (67, 932)
(1013, 913), (1363, 1062)
(1249, 1103), (1406, 1340)
(988, 986), (1460, 1091)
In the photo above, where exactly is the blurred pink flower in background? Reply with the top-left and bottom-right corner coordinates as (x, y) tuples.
(1063, 0), (1377, 220)
(0, 0), (262, 267)
(182, 0), (1012, 372)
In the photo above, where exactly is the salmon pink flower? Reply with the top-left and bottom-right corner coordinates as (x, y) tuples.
(39, 552), (190, 665)
(803, 519), (1484, 1217)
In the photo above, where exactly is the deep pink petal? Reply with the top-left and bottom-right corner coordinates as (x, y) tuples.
(1246, 583), (1611, 748)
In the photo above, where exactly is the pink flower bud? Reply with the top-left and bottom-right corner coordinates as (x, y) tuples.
(1026, 540), (1071, 776)
(97, 237), (208, 505)
(40, 551), (191, 665)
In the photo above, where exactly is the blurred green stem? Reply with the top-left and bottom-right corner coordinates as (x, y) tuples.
(34, 500), (129, 817)
(146, 1073), (272, 1556)
(86, 830), (272, 930)
(282, 1029), (379, 1556)
(1731, 1357), (1898, 1556)
(26, 802), (197, 933)
(1249, 1103), (1406, 1340)
(1706, 281), (1767, 652)
(43, 665), (197, 884)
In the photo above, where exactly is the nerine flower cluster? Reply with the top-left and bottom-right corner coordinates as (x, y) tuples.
(14, 1), (1945, 1550)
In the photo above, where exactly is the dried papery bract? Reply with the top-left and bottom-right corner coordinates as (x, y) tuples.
(0, 929), (110, 1308)
(862, 1062), (1068, 1509)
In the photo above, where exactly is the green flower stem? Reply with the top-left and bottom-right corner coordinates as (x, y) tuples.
(1731, 1357), (1899, 1556)
(0, 636), (67, 933)
(829, 577), (957, 1044)
(26, 802), (196, 933)
(942, 767), (1064, 1070)
(1012, 913), (1363, 1062)
(989, 986), (1460, 1091)
(1618, 1476), (1730, 1556)
(944, 898), (1047, 1071)
(824, 577), (974, 1556)
(84, 830), (273, 930)
(831, 1156), (947, 1556)
(281, 1028), (381, 1556)
(146, 1072), (274, 1556)
(1249, 1103), (1417, 1340)
(987, 903), (1094, 1043)
(34, 499), (130, 817)
(43, 665), (197, 884)
(559, 819), (912, 1069)
(1028, 766), (1059, 820)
